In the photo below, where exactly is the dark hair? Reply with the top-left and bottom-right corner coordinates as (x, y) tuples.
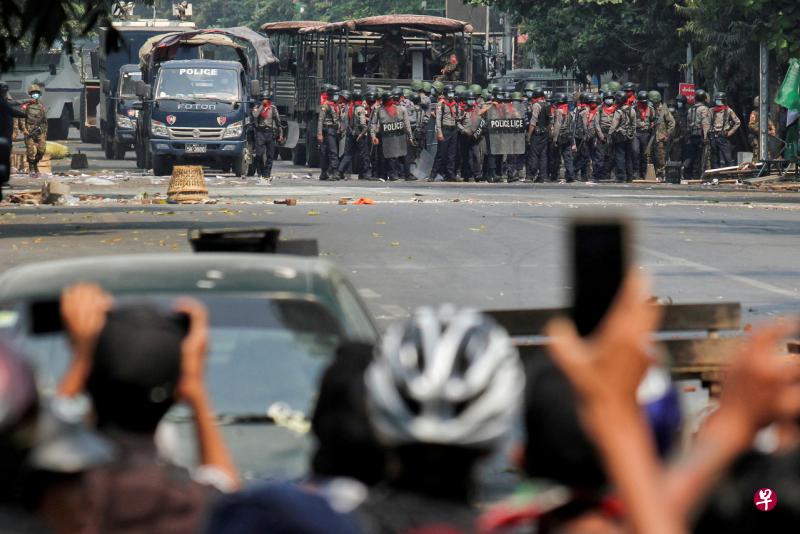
(87, 305), (184, 434)
(311, 342), (385, 486)
(523, 351), (607, 490)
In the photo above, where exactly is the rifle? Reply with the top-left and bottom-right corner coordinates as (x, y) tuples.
(27, 126), (42, 139)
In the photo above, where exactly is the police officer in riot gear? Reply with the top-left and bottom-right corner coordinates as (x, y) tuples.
(683, 89), (711, 179)
(334, 89), (354, 180)
(350, 90), (372, 180)
(551, 92), (575, 183)
(632, 90), (655, 180)
(317, 85), (341, 180)
(435, 84), (459, 181)
(709, 91), (741, 168)
(372, 90), (413, 181)
(526, 86), (549, 183)
(251, 91), (284, 180)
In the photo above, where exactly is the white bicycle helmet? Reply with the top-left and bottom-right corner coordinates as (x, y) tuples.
(365, 305), (524, 450)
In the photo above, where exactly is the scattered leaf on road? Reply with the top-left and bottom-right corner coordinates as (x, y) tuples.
(156, 211), (176, 216)
(127, 210), (146, 214)
(376, 220), (386, 225)
(390, 241), (400, 247)
(307, 210), (320, 216)
(371, 232), (382, 238)
(469, 224), (486, 232)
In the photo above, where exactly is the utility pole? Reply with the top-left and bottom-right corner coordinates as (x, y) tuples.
(686, 43), (694, 84)
(759, 41), (769, 162)
(485, 5), (490, 48)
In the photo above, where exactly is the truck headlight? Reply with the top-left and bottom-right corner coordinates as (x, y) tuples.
(150, 119), (169, 138)
(222, 121), (243, 139)
(116, 114), (134, 129)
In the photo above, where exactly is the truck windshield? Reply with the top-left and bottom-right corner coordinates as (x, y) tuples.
(118, 71), (142, 97)
(155, 67), (240, 101)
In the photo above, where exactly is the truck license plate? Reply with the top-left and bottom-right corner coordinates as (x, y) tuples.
(186, 144), (206, 154)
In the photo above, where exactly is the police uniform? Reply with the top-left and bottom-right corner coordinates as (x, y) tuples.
(400, 96), (418, 179)
(526, 98), (549, 182)
(317, 98), (340, 180)
(251, 98), (283, 179)
(551, 103), (575, 182)
(371, 102), (412, 181)
(435, 97), (459, 181)
(632, 102), (656, 179)
(573, 104), (593, 181)
(22, 90), (47, 174)
(592, 103), (623, 181)
(352, 100), (372, 180)
(683, 99), (711, 179)
(618, 102), (636, 182)
(457, 102), (486, 181)
(709, 105), (741, 168)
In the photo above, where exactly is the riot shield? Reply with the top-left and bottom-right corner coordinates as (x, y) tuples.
(460, 108), (484, 138)
(508, 102), (527, 155)
(378, 109), (408, 159)
(487, 103), (527, 155)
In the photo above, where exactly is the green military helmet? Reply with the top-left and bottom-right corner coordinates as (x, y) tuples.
(600, 83), (609, 94)
(432, 80), (445, 93)
(421, 81), (432, 94)
(524, 82), (537, 92)
(481, 89), (490, 100)
(486, 83), (497, 94)
(403, 88), (413, 98)
(468, 84), (482, 94)
(607, 80), (621, 92)
(410, 79), (423, 92)
(28, 83), (43, 94)
(454, 84), (467, 95)
(511, 91), (524, 101)
(647, 90), (662, 104)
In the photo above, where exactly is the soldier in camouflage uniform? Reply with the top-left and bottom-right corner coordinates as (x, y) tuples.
(748, 96), (776, 161)
(379, 29), (405, 80)
(617, 91), (636, 182)
(648, 90), (675, 179)
(22, 84), (47, 176)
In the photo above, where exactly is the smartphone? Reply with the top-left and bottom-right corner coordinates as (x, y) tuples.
(569, 217), (630, 337)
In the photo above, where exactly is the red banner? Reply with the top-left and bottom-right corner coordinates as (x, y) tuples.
(679, 83), (696, 104)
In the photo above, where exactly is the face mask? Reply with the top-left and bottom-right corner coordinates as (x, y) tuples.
(668, 107), (676, 113)
(525, 91), (533, 98)
(447, 93), (455, 100)
(332, 95), (340, 102)
(604, 99), (614, 106)
(466, 100), (475, 106)
(31, 93), (41, 100)
(677, 102), (684, 109)
(715, 100), (723, 106)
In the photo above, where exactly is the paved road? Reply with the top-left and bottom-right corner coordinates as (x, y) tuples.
(2, 147), (799, 327)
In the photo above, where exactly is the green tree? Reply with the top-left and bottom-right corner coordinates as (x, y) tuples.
(476, 0), (686, 87)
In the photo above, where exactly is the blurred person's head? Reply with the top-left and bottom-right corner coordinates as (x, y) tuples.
(0, 339), (40, 503)
(523, 355), (681, 488)
(311, 341), (385, 486)
(365, 305), (524, 498)
(86, 304), (185, 434)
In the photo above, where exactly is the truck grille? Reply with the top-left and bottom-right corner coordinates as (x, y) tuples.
(168, 126), (224, 140)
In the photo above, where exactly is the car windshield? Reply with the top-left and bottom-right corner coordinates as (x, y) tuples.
(118, 70), (142, 97)
(155, 67), (240, 101)
(11, 294), (342, 482)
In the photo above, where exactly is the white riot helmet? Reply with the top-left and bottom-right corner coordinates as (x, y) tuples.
(365, 305), (524, 450)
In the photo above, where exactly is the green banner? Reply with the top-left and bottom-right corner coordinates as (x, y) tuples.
(775, 58), (800, 112)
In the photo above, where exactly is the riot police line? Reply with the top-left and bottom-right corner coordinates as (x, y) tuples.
(310, 79), (743, 184)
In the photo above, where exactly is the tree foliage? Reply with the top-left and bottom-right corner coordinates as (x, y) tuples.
(477, 0), (685, 86)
